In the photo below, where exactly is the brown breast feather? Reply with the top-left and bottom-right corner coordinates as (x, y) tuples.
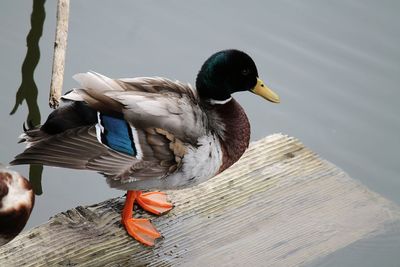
(212, 99), (251, 174)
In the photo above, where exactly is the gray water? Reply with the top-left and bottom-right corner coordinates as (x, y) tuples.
(1, 1), (399, 266)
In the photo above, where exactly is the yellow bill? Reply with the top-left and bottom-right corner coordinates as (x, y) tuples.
(250, 78), (280, 103)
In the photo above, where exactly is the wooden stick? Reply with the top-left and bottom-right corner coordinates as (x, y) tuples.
(49, 0), (70, 109)
(0, 134), (399, 266)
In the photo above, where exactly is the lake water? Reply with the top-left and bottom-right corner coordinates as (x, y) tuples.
(1, 1), (399, 266)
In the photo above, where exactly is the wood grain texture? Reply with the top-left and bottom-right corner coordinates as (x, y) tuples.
(49, 0), (69, 109)
(1, 134), (399, 266)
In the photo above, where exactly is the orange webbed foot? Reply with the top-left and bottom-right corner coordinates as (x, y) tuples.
(136, 191), (174, 215)
(122, 191), (172, 246)
(122, 218), (161, 246)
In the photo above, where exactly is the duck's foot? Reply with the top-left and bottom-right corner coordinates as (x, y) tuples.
(122, 190), (172, 246)
(122, 218), (161, 246)
(136, 191), (173, 215)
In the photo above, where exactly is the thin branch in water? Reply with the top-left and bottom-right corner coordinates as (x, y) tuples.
(49, 0), (70, 109)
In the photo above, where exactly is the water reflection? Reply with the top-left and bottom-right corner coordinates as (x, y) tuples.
(10, 0), (46, 195)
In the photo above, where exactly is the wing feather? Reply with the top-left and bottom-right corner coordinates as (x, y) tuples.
(11, 127), (138, 178)
(12, 125), (188, 186)
(63, 72), (207, 143)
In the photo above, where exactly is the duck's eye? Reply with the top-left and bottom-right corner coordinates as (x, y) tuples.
(241, 69), (250, 76)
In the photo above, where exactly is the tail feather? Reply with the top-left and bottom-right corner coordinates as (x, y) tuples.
(17, 127), (50, 148)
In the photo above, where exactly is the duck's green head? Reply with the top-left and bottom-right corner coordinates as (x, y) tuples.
(196, 49), (280, 104)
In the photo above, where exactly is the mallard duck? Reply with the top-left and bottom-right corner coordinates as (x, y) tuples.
(11, 49), (280, 246)
(0, 167), (34, 246)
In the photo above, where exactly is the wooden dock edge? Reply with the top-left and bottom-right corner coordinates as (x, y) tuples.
(1, 133), (399, 266)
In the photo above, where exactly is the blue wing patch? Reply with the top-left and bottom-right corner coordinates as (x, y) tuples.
(97, 113), (137, 156)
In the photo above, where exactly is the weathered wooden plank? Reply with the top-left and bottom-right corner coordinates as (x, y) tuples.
(0, 134), (399, 266)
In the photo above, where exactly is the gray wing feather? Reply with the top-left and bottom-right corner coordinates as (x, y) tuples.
(12, 125), (187, 184)
(11, 126), (140, 179)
